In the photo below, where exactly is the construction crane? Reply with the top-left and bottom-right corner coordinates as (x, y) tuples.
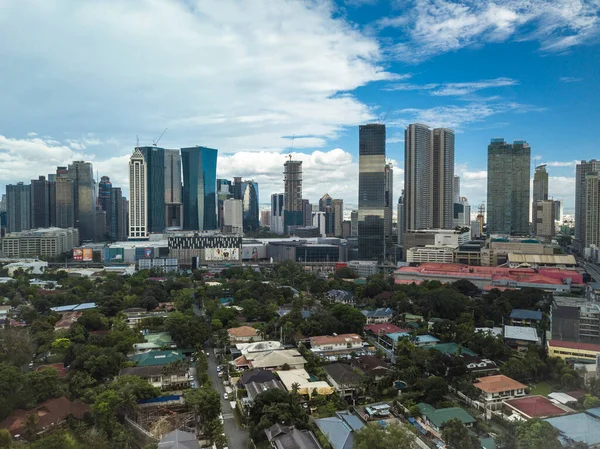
(153, 128), (168, 147)
(379, 107), (392, 124)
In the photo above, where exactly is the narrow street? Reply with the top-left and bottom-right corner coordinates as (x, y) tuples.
(205, 346), (249, 449)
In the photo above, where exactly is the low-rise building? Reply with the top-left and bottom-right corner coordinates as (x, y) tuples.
(406, 245), (456, 264)
(551, 297), (600, 344)
(119, 365), (190, 390)
(503, 395), (567, 420)
(1, 227), (79, 258)
(54, 311), (83, 330)
(327, 290), (354, 304)
(322, 363), (363, 399)
(416, 403), (476, 439)
(346, 260), (378, 277)
(133, 332), (176, 354)
(545, 409), (600, 447)
(314, 411), (365, 449)
(309, 334), (364, 357)
(277, 369), (334, 397)
(382, 332), (439, 348)
(509, 309), (543, 327)
(265, 424), (323, 449)
(351, 355), (390, 382)
(228, 325), (262, 343)
(129, 350), (186, 367)
(473, 374), (527, 409)
(503, 325), (540, 352)
(361, 308), (393, 324)
(123, 309), (170, 329)
(158, 429), (200, 449)
(547, 339), (600, 362)
(234, 349), (306, 370)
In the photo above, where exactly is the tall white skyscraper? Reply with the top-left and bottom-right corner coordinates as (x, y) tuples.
(453, 176), (460, 204)
(576, 160), (600, 247)
(405, 124), (455, 231)
(223, 198), (243, 234)
(270, 193), (285, 235)
(129, 148), (147, 239)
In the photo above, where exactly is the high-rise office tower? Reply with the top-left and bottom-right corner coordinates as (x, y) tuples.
(405, 125), (455, 230)
(358, 123), (386, 260)
(54, 174), (75, 229)
(137, 147), (166, 233)
(576, 160), (600, 246)
(270, 193), (285, 235)
(241, 181), (259, 233)
(350, 210), (358, 237)
(129, 148), (148, 239)
(332, 199), (343, 237)
(453, 176), (460, 204)
(223, 198), (243, 234)
(109, 187), (127, 241)
(384, 163), (393, 237)
(486, 139), (531, 235)
(165, 149), (183, 229)
(181, 146), (218, 231)
(532, 164), (549, 235)
(217, 179), (233, 230)
(302, 199), (312, 228)
(68, 161), (96, 241)
(554, 200), (563, 223)
(98, 176), (112, 238)
(535, 199), (556, 238)
(405, 124), (432, 230)
(585, 173), (600, 248)
(312, 211), (327, 237)
(432, 128), (455, 229)
(232, 177), (243, 201)
(6, 182), (31, 233)
(454, 197), (471, 228)
(319, 193), (332, 211)
(283, 158), (303, 231)
(31, 176), (50, 229)
(397, 191), (405, 247)
(260, 210), (271, 227)
(319, 193), (334, 236)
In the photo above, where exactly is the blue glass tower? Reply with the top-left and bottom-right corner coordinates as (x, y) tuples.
(181, 146), (218, 231)
(242, 181), (259, 232)
(138, 146), (166, 233)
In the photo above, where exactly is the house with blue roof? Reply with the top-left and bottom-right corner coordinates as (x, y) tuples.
(50, 302), (97, 312)
(361, 308), (393, 324)
(383, 332), (439, 348)
(327, 289), (354, 304)
(314, 411), (365, 449)
(509, 309), (543, 327)
(545, 407), (600, 447)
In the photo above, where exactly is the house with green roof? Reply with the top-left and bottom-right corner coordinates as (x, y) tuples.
(427, 342), (477, 357)
(129, 350), (185, 367)
(133, 332), (176, 354)
(416, 403), (476, 438)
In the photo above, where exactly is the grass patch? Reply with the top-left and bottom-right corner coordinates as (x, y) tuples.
(530, 381), (552, 396)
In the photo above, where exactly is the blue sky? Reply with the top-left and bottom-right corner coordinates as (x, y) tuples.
(1, 0), (599, 214)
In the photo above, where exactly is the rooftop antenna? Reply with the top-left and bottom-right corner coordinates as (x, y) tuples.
(291, 134), (295, 150)
(153, 128), (168, 147)
(136, 135), (139, 148)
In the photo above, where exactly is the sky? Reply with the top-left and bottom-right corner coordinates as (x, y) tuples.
(1, 0), (599, 215)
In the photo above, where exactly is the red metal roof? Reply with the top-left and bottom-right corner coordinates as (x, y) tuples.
(548, 339), (600, 352)
(505, 395), (566, 418)
(364, 323), (406, 335)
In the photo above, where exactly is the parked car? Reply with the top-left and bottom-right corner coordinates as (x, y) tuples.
(223, 392), (229, 400)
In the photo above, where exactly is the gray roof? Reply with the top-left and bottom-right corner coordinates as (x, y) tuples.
(323, 364), (362, 386)
(265, 424), (323, 449)
(246, 379), (286, 401)
(315, 411), (365, 449)
(328, 290), (354, 301)
(503, 325), (539, 343)
(362, 308), (393, 318)
(545, 411), (600, 446)
(158, 429), (199, 449)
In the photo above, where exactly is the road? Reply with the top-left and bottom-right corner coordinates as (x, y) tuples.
(204, 346), (249, 449)
(581, 260), (600, 283)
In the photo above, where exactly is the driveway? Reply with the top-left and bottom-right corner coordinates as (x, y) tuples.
(204, 346), (249, 449)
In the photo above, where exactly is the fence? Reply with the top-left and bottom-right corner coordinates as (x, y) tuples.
(124, 415), (158, 447)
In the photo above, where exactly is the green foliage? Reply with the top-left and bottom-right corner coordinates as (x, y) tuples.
(441, 418), (480, 449)
(186, 385), (221, 425)
(422, 376), (449, 405)
(165, 311), (210, 348)
(0, 362), (31, 421)
(354, 424), (414, 449)
(26, 367), (64, 403)
(249, 389), (309, 440)
(584, 394), (600, 409)
(515, 418), (562, 449)
(0, 428), (12, 447)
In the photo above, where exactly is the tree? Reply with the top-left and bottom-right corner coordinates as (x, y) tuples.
(441, 418), (480, 449)
(354, 424), (414, 449)
(249, 389), (308, 439)
(422, 376), (448, 405)
(165, 311), (210, 348)
(0, 429), (12, 447)
(186, 385), (221, 424)
(515, 419), (562, 449)
(330, 303), (367, 334)
(26, 367), (63, 403)
(584, 394), (600, 409)
(23, 412), (39, 441)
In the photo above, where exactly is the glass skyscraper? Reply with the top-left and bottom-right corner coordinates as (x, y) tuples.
(486, 139), (531, 235)
(165, 149), (183, 229)
(68, 161), (96, 241)
(6, 182), (31, 233)
(181, 146), (218, 231)
(242, 181), (259, 233)
(358, 124), (386, 261)
(138, 147), (166, 233)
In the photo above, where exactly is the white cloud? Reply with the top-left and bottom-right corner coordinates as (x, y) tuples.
(385, 77), (518, 96)
(543, 160), (578, 167)
(385, 0), (600, 61)
(0, 0), (393, 156)
(559, 76), (584, 83)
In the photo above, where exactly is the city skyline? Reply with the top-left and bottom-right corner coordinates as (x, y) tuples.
(1, 1), (599, 212)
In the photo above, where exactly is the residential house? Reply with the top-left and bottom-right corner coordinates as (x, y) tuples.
(361, 308), (393, 324)
(314, 411), (365, 449)
(246, 378), (286, 404)
(119, 365), (190, 390)
(129, 350), (186, 367)
(237, 341), (284, 354)
(0, 396), (89, 437)
(133, 332), (176, 354)
(351, 355), (390, 383)
(503, 325), (540, 352)
(54, 311), (83, 330)
(473, 374), (527, 409)
(382, 332), (439, 348)
(544, 408), (600, 447)
(237, 370), (286, 406)
(327, 290), (354, 304)
(234, 349), (306, 370)
(416, 403), (476, 439)
(277, 369), (334, 398)
(265, 424), (323, 449)
(228, 326), (262, 343)
(309, 334), (364, 357)
(426, 343), (498, 374)
(158, 429), (200, 449)
(509, 309), (543, 327)
(503, 395), (567, 420)
(322, 363), (363, 399)
(364, 323), (405, 338)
